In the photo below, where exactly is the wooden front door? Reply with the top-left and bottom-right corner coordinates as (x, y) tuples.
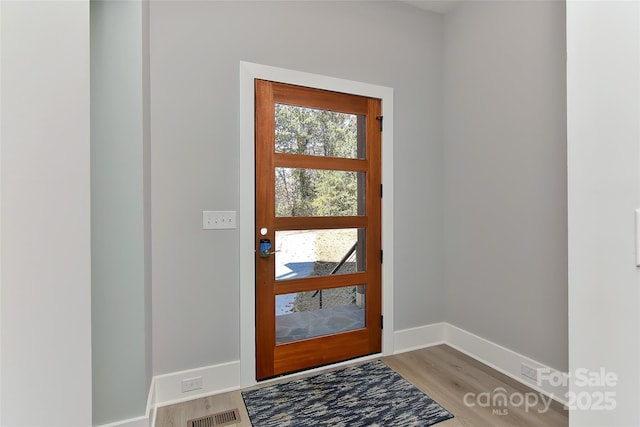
(254, 79), (382, 380)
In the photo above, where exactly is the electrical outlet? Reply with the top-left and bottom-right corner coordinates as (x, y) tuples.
(203, 210), (236, 230)
(521, 363), (538, 382)
(181, 376), (203, 393)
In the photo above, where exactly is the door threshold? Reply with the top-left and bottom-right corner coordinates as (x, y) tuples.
(251, 352), (383, 388)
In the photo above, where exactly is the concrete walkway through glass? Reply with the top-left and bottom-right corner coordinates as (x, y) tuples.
(276, 305), (365, 344)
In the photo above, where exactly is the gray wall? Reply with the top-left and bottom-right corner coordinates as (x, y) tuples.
(91, 1), (151, 424)
(443, 0), (568, 371)
(150, 0), (444, 374)
(0, 1), (572, 425)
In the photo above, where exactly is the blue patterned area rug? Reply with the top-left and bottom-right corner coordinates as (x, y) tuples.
(241, 360), (454, 427)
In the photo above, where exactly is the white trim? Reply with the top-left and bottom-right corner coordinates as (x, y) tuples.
(0, 1), (3, 419)
(392, 323), (567, 404)
(0, 3), (3, 419)
(443, 324), (568, 404)
(153, 361), (240, 407)
(95, 361), (240, 427)
(393, 322), (447, 353)
(148, 377), (157, 427)
(102, 323), (568, 425)
(238, 61), (256, 388)
(239, 61), (395, 388)
(245, 352), (383, 388)
(96, 415), (149, 427)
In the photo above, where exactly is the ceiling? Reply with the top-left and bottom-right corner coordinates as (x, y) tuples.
(399, 0), (460, 15)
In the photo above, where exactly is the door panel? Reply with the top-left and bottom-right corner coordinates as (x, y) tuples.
(255, 79), (381, 380)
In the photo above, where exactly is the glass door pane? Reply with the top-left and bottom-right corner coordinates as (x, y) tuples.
(276, 285), (367, 344)
(275, 168), (365, 217)
(275, 229), (365, 281)
(275, 104), (365, 159)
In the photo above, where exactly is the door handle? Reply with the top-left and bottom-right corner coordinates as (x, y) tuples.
(259, 238), (280, 258)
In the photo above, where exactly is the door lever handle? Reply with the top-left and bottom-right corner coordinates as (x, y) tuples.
(259, 250), (279, 258)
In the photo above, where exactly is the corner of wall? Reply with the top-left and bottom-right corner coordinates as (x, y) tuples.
(393, 322), (568, 403)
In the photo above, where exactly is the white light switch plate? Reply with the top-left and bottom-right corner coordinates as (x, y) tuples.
(203, 211), (236, 229)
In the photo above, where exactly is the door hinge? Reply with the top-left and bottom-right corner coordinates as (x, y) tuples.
(376, 115), (383, 131)
(380, 250), (383, 264)
(380, 184), (383, 198)
(381, 315), (384, 329)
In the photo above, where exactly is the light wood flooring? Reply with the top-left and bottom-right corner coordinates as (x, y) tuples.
(155, 344), (568, 427)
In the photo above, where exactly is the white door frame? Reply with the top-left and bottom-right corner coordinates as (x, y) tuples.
(239, 61), (394, 387)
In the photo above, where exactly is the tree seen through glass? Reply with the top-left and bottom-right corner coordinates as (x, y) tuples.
(275, 104), (364, 217)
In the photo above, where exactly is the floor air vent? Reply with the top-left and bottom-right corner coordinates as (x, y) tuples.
(187, 409), (240, 427)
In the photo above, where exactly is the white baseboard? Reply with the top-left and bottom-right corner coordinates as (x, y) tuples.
(392, 322), (568, 404)
(96, 361), (239, 427)
(154, 360), (241, 407)
(393, 322), (446, 353)
(443, 323), (568, 404)
(103, 322), (567, 425)
(96, 415), (149, 427)
(147, 378), (157, 427)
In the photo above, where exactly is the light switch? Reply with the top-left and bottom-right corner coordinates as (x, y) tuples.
(203, 211), (236, 230)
